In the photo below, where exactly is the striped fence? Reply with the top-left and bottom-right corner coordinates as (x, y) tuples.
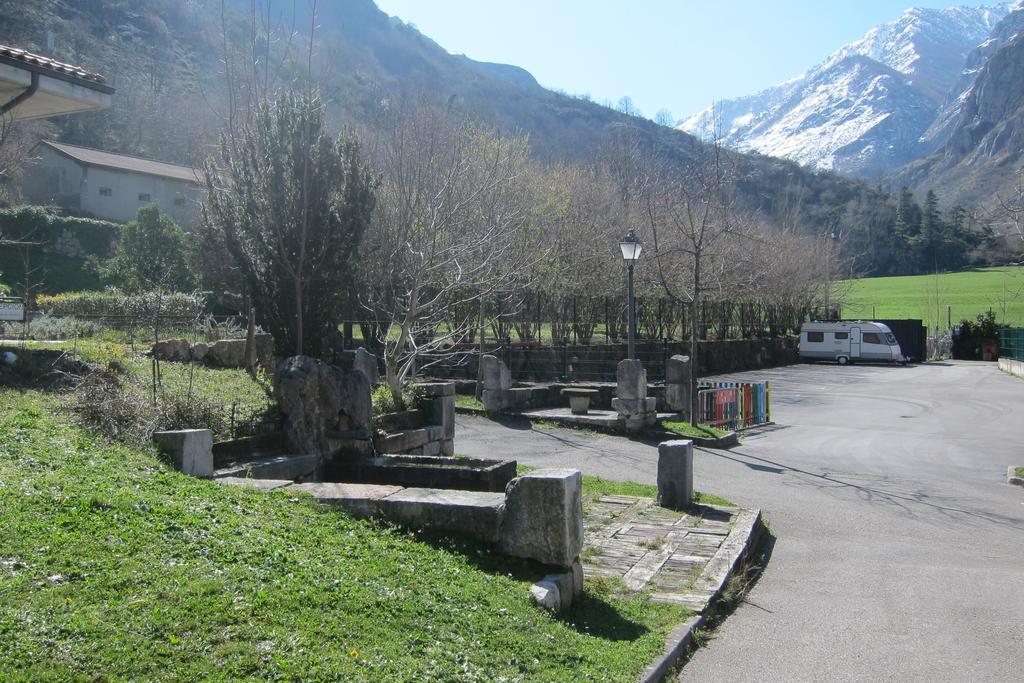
(697, 381), (771, 430)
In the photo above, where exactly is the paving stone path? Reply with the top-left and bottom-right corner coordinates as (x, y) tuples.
(581, 495), (738, 613)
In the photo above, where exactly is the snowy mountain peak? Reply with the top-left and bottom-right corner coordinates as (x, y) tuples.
(678, 3), (1016, 177)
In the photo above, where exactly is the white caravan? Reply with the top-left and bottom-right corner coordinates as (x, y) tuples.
(799, 321), (904, 365)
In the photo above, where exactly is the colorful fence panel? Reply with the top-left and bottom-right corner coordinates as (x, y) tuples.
(697, 381), (771, 430)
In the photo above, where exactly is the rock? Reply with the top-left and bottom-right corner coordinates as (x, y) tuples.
(481, 355), (512, 391)
(204, 334), (273, 369)
(657, 440), (694, 509)
(352, 347), (379, 386)
(542, 571), (576, 609)
(153, 429), (214, 477)
(206, 339), (245, 367)
(500, 468), (583, 568)
(570, 558), (585, 597)
(151, 339), (191, 362)
(191, 342), (209, 361)
(274, 356), (372, 458)
(666, 354), (691, 384)
(529, 580), (561, 611)
(616, 359), (647, 400)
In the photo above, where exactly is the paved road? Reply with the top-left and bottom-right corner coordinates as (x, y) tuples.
(454, 361), (1024, 682)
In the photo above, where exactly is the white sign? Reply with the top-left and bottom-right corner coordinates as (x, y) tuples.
(0, 299), (25, 322)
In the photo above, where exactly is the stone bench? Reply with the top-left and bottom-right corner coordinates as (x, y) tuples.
(561, 387), (599, 415)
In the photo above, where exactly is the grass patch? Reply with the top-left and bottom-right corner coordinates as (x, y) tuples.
(660, 421), (729, 439)
(1016, 467), (1024, 479)
(580, 475), (736, 508)
(454, 394), (484, 411)
(0, 390), (689, 680)
(837, 265), (1024, 327)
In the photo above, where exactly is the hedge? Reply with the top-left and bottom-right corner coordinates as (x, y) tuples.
(0, 206), (121, 257)
(36, 290), (205, 319)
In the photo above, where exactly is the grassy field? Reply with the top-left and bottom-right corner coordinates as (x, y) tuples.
(837, 266), (1024, 328)
(0, 346), (697, 680)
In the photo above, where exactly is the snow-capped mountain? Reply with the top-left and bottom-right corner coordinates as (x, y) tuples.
(679, 3), (1016, 176)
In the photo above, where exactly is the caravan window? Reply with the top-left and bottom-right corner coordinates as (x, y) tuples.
(807, 331), (824, 342)
(834, 332), (848, 340)
(863, 332), (882, 344)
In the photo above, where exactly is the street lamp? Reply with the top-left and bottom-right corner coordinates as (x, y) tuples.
(619, 229), (643, 360)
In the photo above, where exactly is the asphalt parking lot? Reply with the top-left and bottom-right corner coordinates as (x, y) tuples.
(455, 361), (1024, 681)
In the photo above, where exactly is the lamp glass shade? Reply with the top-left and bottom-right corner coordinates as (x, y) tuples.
(619, 231), (643, 261)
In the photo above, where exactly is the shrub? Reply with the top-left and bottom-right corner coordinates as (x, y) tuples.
(370, 382), (422, 416)
(36, 290), (205, 320)
(67, 371), (231, 446)
(0, 314), (104, 340)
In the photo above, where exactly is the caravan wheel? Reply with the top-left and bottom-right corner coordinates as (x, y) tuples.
(837, 356), (849, 365)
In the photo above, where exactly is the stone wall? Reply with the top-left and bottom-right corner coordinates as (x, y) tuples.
(999, 357), (1024, 380)
(151, 334), (274, 371)
(434, 337), (797, 383)
(373, 382), (456, 457)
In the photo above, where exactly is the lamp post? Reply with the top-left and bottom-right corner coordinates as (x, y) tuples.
(619, 229), (643, 360)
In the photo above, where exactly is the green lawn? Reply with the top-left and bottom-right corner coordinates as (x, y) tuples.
(660, 421), (729, 440)
(1016, 467), (1024, 479)
(0, 352), (691, 680)
(836, 266), (1024, 328)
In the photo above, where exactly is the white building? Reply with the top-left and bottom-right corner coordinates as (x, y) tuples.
(22, 140), (203, 227)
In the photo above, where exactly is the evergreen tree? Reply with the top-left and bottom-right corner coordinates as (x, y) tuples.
(893, 187), (922, 273)
(97, 205), (197, 293)
(203, 89), (376, 357)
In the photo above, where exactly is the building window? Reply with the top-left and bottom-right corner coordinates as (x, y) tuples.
(138, 192), (151, 202)
(99, 187), (112, 197)
(174, 196), (186, 207)
(807, 331), (824, 343)
(834, 332), (848, 340)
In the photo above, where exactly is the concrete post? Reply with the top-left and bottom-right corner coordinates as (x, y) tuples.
(153, 429), (214, 478)
(657, 440), (693, 509)
(500, 468), (583, 568)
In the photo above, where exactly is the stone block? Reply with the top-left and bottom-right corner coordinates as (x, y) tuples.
(432, 395), (455, 439)
(666, 383), (690, 414)
(440, 438), (455, 457)
(352, 347), (379, 386)
(665, 354), (691, 384)
(153, 429), (214, 478)
(529, 580), (561, 611)
(420, 440), (442, 457)
(215, 477), (292, 491)
(543, 571), (576, 609)
(482, 388), (510, 413)
(481, 355), (512, 391)
(414, 382), (456, 397)
(275, 356), (372, 458)
(657, 440), (694, 509)
(191, 342), (209, 361)
(500, 469), (583, 568)
(378, 487), (506, 543)
(216, 453), (318, 481)
(375, 428), (430, 454)
(570, 558), (584, 597)
(151, 339), (191, 362)
(616, 359), (647, 400)
(286, 482), (404, 518)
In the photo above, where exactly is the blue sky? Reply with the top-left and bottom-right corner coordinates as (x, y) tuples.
(372, 0), (1005, 121)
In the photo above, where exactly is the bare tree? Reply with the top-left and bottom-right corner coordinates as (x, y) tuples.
(643, 136), (757, 426)
(360, 96), (535, 403)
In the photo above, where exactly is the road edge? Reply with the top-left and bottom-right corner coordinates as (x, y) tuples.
(638, 507), (763, 683)
(1007, 466), (1024, 487)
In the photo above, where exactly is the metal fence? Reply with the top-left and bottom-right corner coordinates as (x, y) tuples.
(697, 381), (771, 430)
(999, 328), (1024, 361)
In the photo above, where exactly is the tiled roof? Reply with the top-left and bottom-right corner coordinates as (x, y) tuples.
(41, 141), (201, 184)
(0, 44), (108, 85)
